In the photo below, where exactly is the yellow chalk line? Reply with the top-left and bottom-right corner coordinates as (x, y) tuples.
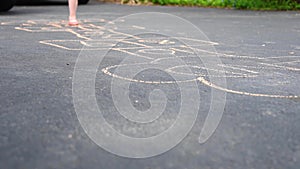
(271, 60), (300, 65)
(120, 39), (151, 48)
(220, 64), (259, 74)
(260, 62), (300, 71)
(39, 40), (74, 51)
(102, 64), (196, 84)
(113, 48), (154, 60)
(132, 25), (145, 30)
(197, 77), (299, 99)
(166, 65), (258, 78)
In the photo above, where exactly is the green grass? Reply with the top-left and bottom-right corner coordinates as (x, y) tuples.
(146, 0), (300, 10)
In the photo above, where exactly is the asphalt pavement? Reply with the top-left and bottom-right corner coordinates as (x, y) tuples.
(1, 1), (300, 169)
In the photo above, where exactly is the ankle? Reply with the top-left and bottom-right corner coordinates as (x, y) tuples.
(69, 17), (77, 21)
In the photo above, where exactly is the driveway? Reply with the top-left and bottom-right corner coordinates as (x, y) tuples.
(1, 1), (300, 168)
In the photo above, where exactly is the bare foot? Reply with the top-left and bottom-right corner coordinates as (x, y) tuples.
(68, 18), (79, 26)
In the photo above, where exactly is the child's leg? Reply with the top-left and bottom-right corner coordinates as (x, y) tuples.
(68, 0), (78, 22)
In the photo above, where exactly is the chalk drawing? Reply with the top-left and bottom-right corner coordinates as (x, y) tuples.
(2, 19), (298, 99)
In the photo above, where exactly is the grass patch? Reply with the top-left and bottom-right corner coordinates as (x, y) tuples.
(140, 0), (300, 10)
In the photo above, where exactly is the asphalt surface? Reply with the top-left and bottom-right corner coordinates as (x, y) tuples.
(1, 1), (300, 169)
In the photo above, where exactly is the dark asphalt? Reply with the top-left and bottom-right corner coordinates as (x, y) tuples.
(1, 1), (300, 169)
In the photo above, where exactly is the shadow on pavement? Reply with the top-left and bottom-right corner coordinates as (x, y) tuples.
(0, 9), (55, 16)
(16, 0), (68, 6)
(0, 0), (68, 16)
